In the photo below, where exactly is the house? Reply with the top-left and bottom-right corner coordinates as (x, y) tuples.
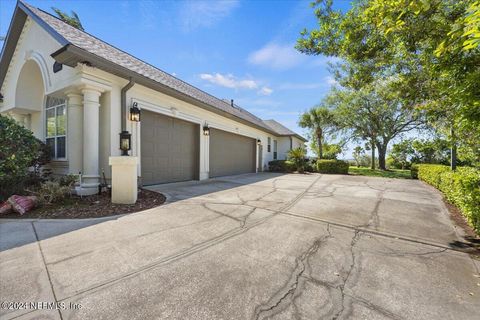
(0, 1), (307, 195)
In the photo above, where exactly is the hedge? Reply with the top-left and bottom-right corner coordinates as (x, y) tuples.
(416, 164), (480, 233)
(268, 160), (295, 173)
(317, 160), (349, 174)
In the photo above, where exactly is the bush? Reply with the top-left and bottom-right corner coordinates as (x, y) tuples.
(0, 115), (51, 201)
(410, 163), (419, 179)
(288, 147), (307, 173)
(35, 181), (72, 205)
(317, 160), (349, 174)
(268, 160), (295, 173)
(417, 164), (480, 233)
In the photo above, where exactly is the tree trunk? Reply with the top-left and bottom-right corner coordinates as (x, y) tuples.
(378, 145), (387, 170)
(450, 125), (457, 171)
(317, 128), (323, 159)
(370, 139), (375, 170)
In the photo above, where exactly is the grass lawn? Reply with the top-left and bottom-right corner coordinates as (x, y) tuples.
(349, 166), (411, 179)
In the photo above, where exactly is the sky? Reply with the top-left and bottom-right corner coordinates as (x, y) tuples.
(0, 0), (352, 156)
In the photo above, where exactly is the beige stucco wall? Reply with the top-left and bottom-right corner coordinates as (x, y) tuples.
(1, 17), (308, 182)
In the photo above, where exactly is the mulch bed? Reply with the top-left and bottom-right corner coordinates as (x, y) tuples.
(442, 197), (480, 258)
(1, 189), (166, 219)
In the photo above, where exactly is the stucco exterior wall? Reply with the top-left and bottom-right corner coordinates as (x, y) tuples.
(1, 17), (307, 183)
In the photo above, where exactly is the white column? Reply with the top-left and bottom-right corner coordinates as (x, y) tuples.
(66, 91), (83, 175)
(80, 86), (103, 195)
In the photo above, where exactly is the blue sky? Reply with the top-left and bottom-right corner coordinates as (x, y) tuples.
(1, 0), (352, 154)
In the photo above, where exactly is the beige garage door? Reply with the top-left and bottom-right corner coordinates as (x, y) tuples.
(141, 110), (199, 185)
(209, 128), (256, 178)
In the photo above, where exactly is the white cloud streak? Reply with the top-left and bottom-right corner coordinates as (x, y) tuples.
(199, 73), (258, 89)
(180, 0), (239, 31)
(248, 42), (306, 70)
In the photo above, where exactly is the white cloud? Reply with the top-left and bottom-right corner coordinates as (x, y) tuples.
(278, 82), (325, 90)
(258, 86), (273, 96)
(180, 0), (239, 31)
(199, 73), (259, 90)
(248, 42), (306, 70)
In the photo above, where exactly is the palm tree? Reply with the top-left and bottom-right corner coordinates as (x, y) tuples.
(52, 7), (84, 31)
(298, 106), (336, 159)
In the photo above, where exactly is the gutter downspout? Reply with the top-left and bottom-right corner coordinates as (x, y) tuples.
(121, 78), (135, 131)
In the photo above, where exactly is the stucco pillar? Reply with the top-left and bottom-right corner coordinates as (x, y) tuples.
(109, 156), (138, 204)
(66, 91), (83, 175)
(79, 86), (103, 195)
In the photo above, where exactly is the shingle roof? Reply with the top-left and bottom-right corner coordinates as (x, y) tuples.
(19, 1), (279, 133)
(262, 120), (307, 141)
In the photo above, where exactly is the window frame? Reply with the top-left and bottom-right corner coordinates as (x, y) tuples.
(273, 139), (278, 160)
(45, 96), (67, 160)
(267, 137), (271, 153)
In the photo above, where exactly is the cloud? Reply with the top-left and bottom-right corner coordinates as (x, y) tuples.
(278, 82), (325, 90)
(248, 43), (306, 70)
(258, 86), (273, 96)
(199, 73), (259, 90)
(180, 0), (239, 31)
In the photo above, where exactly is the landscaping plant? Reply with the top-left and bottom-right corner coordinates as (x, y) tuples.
(317, 160), (349, 174)
(287, 147), (307, 173)
(416, 164), (480, 233)
(0, 114), (51, 201)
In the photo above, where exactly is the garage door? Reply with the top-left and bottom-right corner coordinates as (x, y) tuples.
(141, 110), (199, 185)
(209, 128), (256, 178)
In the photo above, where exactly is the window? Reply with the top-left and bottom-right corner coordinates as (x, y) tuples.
(273, 140), (278, 160)
(45, 96), (67, 159)
(267, 137), (271, 152)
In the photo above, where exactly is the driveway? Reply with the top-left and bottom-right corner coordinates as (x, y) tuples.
(1, 173), (479, 320)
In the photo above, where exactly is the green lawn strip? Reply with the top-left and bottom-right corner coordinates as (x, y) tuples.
(348, 166), (411, 179)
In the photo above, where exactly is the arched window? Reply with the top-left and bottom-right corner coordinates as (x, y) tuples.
(45, 96), (67, 159)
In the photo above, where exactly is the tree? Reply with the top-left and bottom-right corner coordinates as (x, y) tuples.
(388, 140), (414, 169)
(52, 7), (84, 31)
(328, 80), (424, 170)
(298, 106), (336, 159)
(352, 146), (365, 167)
(297, 0), (479, 170)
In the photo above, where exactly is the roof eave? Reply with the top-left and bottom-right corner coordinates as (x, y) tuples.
(51, 44), (278, 136)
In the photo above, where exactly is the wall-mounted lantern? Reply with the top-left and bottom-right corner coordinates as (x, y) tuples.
(203, 123), (210, 136)
(257, 139), (261, 145)
(119, 131), (131, 156)
(129, 102), (141, 122)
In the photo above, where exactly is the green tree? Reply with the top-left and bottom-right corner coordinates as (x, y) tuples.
(297, 0), (479, 170)
(352, 146), (365, 167)
(52, 7), (84, 31)
(298, 106), (337, 159)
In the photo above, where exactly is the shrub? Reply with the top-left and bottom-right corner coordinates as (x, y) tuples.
(0, 115), (51, 201)
(35, 181), (72, 205)
(317, 160), (349, 174)
(268, 160), (295, 173)
(288, 147), (307, 173)
(417, 164), (480, 233)
(410, 163), (419, 179)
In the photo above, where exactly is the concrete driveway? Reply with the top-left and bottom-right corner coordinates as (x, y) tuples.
(1, 173), (479, 320)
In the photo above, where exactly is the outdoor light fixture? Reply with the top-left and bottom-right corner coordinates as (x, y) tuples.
(129, 102), (141, 122)
(119, 131), (131, 156)
(203, 124), (210, 136)
(257, 139), (261, 145)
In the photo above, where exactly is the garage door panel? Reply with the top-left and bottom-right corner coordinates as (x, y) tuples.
(209, 128), (256, 178)
(141, 110), (199, 185)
